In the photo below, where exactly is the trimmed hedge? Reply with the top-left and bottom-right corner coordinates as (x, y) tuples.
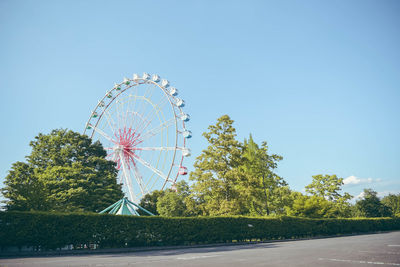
(1, 211), (399, 250)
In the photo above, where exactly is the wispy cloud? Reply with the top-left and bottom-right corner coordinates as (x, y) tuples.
(377, 190), (400, 198)
(353, 190), (399, 200)
(343, 175), (381, 185)
(355, 191), (365, 199)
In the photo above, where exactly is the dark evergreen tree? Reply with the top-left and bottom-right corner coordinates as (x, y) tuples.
(355, 189), (391, 217)
(137, 190), (165, 215)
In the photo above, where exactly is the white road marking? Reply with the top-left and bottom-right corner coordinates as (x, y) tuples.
(177, 254), (220, 260)
(360, 251), (400, 255)
(319, 258), (400, 266)
(388, 245), (400, 247)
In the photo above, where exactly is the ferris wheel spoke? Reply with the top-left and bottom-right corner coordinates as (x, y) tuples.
(103, 109), (118, 135)
(134, 83), (158, 132)
(136, 96), (169, 136)
(131, 85), (152, 131)
(91, 125), (115, 143)
(119, 95), (146, 136)
(129, 152), (171, 184)
(129, 90), (139, 127)
(122, 95), (137, 132)
(139, 118), (175, 142)
(131, 163), (149, 196)
(135, 147), (180, 151)
(116, 99), (126, 130)
(130, 110), (148, 133)
(125, 94), (137, 130)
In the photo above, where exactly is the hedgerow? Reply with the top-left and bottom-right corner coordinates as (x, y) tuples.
(1, 211), (399, 250)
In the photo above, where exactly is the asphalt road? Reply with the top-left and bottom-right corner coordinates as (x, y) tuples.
(1, 232), (400, 266)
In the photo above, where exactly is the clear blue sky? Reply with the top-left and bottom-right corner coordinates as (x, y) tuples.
(1, 0), (399, 199)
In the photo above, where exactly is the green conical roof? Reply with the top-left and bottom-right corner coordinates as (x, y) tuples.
(99, 197), (154, 216)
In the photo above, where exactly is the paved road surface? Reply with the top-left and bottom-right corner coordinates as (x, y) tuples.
(1, 232), (400, 266)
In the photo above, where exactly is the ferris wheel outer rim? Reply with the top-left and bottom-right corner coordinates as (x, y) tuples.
(83, 76), (188, 195)
(83, 78), (184, 191)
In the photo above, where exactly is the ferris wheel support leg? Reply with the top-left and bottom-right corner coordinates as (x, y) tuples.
(119, 153), (137, 204)
(124, 150), (150, 197)
(132, 163), (147, 196)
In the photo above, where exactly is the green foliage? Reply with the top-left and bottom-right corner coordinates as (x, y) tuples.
(286, 192), (340, 218)
(157, 180), (198, 217)
(189, 115), (246, 216)
(355, 189), (392, 217)
(1, 211), (399, 250)
(334, 195), (353, 218)
(303, 174), (353, 217)
(189, 116), (290, 217)
(305, 174), (352, 202)
(240, 134), (289, 216)
(156, 181), (185, 217)
(1, 162), (47, 211)
(157, 191), (187, 217)
(2, 129), (123, 212)
(185, 115), (360, 218)
(382, 193), (400, 217)
(137, 190), (165, 215)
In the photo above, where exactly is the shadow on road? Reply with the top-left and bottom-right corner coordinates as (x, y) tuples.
(100, 243), (280, 258)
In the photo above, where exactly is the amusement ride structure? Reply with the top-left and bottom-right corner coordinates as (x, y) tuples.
(84, 73), (191, 215)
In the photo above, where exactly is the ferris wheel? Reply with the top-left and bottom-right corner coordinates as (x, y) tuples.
(84, 73), (191, 204)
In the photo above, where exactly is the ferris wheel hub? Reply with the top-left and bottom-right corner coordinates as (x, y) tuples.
(113, 144), (124, 153)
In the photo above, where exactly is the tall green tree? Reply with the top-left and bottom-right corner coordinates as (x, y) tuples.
(355, 189), (391, 217)
(240, 135), (289, 216)
(189, 115), (246, 216)
(2, 129), (123, 212)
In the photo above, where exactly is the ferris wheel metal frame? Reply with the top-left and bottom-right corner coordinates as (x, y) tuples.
(83, 73), (191, 205)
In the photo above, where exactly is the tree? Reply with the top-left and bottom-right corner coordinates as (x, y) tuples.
(305, 174), (351, 202)
(1, 162), (47, 211)
(156, 180), (194, 217)
(189, 115), (246, 216)
(157, 191), (186, 217)
(304, 174), (353, 217)
(240, 134), (290, 216)
(137, 190), (165, 215)
(382, 194), (400, 217)
(285, 192), (340, 218)
(2, 129), (123, 212)
(355, 189), (391, 217)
